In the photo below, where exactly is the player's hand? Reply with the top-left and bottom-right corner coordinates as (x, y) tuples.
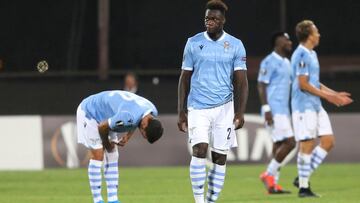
(337, 94), (353, 106)
(177, 111), (188, 132)
(265, 111), (274, 126)
(337, 92), (353, 106)
(233, 113), (245, 130)
(327, 92), (353, 107)
(116, 136), (129, 147)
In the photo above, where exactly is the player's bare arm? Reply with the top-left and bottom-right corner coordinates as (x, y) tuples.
(177, 70), (192, 132)
(299, 76), (353, 106)
(98, 121), (113, 152)
(320, 83), (353, 106)
(257, 82), (273, 125)
(233, 70), (248, 129)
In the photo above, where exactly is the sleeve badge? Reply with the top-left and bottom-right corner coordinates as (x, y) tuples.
(299, 61), (306, 68)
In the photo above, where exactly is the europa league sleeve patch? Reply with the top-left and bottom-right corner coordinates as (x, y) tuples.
(260, 68), (267, 75)
(115, 120), (124, 126)
(299, 61), (306, 68)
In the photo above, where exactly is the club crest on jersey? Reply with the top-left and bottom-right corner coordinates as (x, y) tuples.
(299, 61), (306, 68)
(223, 41), (230, 51)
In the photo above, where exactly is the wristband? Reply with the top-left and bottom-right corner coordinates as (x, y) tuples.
(261, 104), (271, 112)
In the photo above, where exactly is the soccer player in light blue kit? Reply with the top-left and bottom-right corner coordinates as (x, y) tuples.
(76, 90), (163, 203)
(257, 32), (296, 194)
(177, 1), (248, 203)
(291, 20), (353, 197)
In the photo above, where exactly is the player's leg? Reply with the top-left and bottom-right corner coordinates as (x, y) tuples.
(272, 137), (296, 193)
(206, 102), (233, 203)
(104, 135), (120, 203)
(272, 142), (281, 185)
(206, 150), (227, 203)
(309, 107), (334, 174)
(89, 149), (105, 203)
(293, 111), (319, 197)
(260, 142), (278, 193)
(77, 106), (105, 203)
(188, 108), (211, 203)
(191, 143), (208, 203)
(309, 135), (333, 173)
(261, 114), (295, 193)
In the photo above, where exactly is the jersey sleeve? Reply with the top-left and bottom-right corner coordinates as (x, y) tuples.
(234, 41), (247, 71)
(257, 60), (274, 84)
(295, 53), (310, 76)
(108, 111), (135, 131)
(142, 107), (158, 119)
(151, 107), (158, 117)
(181, 39), (194, 71)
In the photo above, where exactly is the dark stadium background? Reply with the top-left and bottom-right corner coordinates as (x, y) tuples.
(0, 0), (359, 114)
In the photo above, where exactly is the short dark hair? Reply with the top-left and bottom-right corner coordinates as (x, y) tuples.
(271, 31), (289, 48)
(295, 20), (315, 43)
(206, 0), (228, 15)
(145, 119), (163, 144)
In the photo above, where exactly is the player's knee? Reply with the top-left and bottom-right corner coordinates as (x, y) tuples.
(286, 137), (296, 150)
(211, 151), (227, 165)
(90, 149), (104, 161)
(193, 143), (208, 158)
(321, 136), (335, 151)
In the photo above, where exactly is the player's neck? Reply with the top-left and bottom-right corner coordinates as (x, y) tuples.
(274, 48), (287, 58)
(301, 41), (314, 51)
(207, 30), (223, 41)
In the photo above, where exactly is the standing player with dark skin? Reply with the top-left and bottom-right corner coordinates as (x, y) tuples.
(178, 1), (248, 203)
(257, 32), (296, 194)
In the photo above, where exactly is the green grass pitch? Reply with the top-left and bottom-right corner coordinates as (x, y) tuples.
(0, 164), (359, 203)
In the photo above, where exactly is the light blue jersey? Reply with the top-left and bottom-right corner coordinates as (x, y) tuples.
(182, 31), (247, 109)
(80, 90), (158, 132)
(291, 45), (322, 112)
(258, 52), (292, 115)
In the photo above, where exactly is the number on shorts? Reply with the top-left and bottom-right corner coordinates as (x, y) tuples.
(226, 128), (231, 140)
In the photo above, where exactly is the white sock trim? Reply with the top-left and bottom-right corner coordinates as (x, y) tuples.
(191, 156), (206, 165)
(315, 146), (328, 157)
(267, 159), (280, 176)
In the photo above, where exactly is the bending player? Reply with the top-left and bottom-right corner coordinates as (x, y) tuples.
(76, 90), (163, 203)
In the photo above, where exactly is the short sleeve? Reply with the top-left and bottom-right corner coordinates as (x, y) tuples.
(181, 39), (194, 71)
(234, 41), (247, 71)
(257, 61), (274, 84)
(151, 107), (158, 117)
(108, 111), (135, 131)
